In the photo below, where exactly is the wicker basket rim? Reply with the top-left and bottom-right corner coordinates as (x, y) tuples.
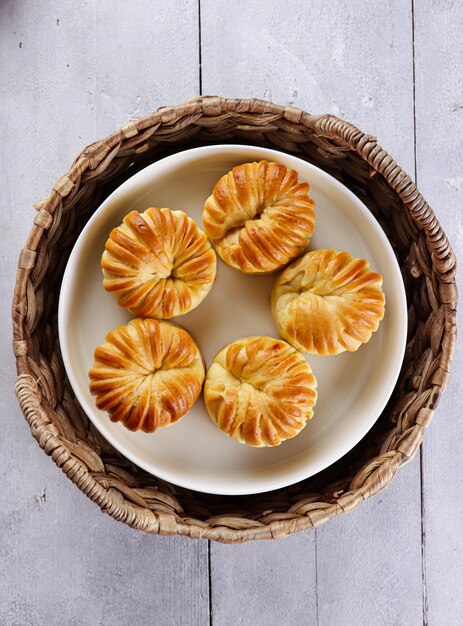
(12, 96), (457, 542)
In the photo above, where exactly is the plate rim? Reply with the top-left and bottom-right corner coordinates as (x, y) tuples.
(58, 143), (408, 495)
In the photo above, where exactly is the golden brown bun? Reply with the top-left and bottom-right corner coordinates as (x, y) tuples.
(89, 318), (205, 433)
(203, 161), (315, 274)
(204, 336), (317, 447)
(271, 249), (385, 356)
(102, 207), (216, 319)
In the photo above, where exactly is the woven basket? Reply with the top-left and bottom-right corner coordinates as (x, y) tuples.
(13, 96), (457, 543)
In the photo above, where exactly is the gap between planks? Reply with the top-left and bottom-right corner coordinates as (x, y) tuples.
(412, 0), (429, 623)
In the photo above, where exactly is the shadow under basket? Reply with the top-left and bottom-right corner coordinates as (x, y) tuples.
(13, 96), (457, 543)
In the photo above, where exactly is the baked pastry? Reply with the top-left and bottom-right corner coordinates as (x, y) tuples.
(204, 336), (317, 447)
(102, 207), (217, 319)
(89, 318), (205, 432)
(202, 160), (315, 274)
(271, 249), (385, 356)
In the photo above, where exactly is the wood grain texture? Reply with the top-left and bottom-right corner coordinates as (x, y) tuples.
(0, 2), (208, 625)
(1, 0), (462, 623)
(0, 469), (209, 626)
(201, 0), (414, 159)
(202, 2), (423, 624)
(414, 1), (463, 624)
(210, 533), (317, 626)
(317, 469), (423, 626)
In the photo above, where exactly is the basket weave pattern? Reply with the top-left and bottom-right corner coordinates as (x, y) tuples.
(13, 97), (457, 542)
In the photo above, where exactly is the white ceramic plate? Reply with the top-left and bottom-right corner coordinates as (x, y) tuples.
(59, 145), (407, 496)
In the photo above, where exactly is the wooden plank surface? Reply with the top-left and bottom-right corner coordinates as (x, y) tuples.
(0, 2), (209, 626)
(414, 1), (463, 624)
(211, 534), (317, 625)
(1, 1), (462, 625)
(201, 2), (423, 624)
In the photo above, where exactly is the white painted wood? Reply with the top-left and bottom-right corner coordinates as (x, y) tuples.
(201, 0), (415, 160)
(317, 469), (423, 626)
(414, 1), (463, 624)
(0, 2), (208, 625)
(2, 1), (462, 624)
(202, 2), (423, 624)
(210, 533), (317, 626)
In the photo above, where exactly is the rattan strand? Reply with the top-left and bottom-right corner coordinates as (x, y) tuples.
(12, 96), (457, 543)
